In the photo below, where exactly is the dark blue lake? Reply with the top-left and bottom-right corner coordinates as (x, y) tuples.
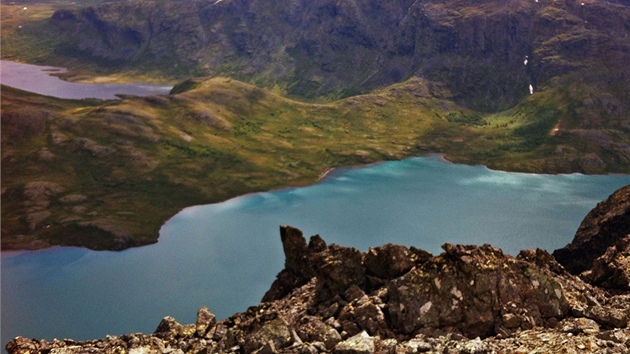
(2, 156), (628, 347)
(0, 60), (172, 99)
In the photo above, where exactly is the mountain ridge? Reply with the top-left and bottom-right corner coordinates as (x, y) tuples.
(38, 0), (630, 106)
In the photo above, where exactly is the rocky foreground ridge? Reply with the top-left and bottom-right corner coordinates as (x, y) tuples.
(6, 185), (630, 353)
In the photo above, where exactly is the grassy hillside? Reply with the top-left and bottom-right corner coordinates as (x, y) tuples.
(1, 0), (629, 250)
(2, 74), (628, 251)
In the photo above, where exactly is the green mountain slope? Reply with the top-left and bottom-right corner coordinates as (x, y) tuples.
(1, 0), (629, 250)
(2, 74), (629, 250)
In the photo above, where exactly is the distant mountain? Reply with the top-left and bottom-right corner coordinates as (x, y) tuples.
(46, 0), (630, 108)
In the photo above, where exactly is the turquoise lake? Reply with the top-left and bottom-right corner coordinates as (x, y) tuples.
(1, 156), (628, 347)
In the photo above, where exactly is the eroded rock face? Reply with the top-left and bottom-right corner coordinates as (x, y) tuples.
(554, 185), (630, 290)
(388, 244), (569, 338)
(7, 184), (630, 354)
(47, 0), (630, 109)
(587, 235), (630, 290)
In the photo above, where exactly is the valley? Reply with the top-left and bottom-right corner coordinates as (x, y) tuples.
(1, 0), (630, 251)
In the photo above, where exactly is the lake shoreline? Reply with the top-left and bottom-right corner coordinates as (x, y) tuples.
(2, 60), (629, 254)
(3, 154), (628, 347)
(2, 151), (627, 254)
(0, 60), (173, 100)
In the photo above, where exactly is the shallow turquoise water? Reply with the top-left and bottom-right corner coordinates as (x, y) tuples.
(2, 156), (628, 346)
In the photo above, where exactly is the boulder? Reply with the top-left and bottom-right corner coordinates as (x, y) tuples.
(364, 244), (414, 279)
(196, 306), (216, 337)
(387, 243), (569, 338)
(313, 244), (366, 301)
(295, 316), (342, 350)
(244, 318), (293, 354)
(154, 316), (182, 338)
(333, 331), (375, 354)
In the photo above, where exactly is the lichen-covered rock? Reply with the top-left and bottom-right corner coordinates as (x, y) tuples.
(295, 316), (342, 350)
(154, 316), (183, 339)
(196, 306), (216, 337)
(388, 243), (569, 338)
(333, 331), (375, 354)
(244, 318), (293, 354)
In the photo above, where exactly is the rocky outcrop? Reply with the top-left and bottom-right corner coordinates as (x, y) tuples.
(588, 235), (630, 291)
(387, 244), (570, 338)
(8, 213), (630, 354)
(554, 185), (630, 291)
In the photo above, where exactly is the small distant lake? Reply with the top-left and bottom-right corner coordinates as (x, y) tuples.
(2, 156), (628, 347)
(0, 60), (172, 99)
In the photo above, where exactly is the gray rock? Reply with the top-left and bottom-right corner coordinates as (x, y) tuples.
(334, 331), (375, 354)
(296, 316), (342, 350)
(154, 316), (182, 337)
(559, 317), (600, 334)
(585, 306), (628, 328)
(244, 318), (293, 354)
(196, 306), (216, 337)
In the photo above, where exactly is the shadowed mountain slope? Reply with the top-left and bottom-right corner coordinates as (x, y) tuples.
(33, 0), (629, 108)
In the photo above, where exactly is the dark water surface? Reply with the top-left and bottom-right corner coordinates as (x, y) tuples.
(0, 60), (172, 99)
(2, 156), (628, 347)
